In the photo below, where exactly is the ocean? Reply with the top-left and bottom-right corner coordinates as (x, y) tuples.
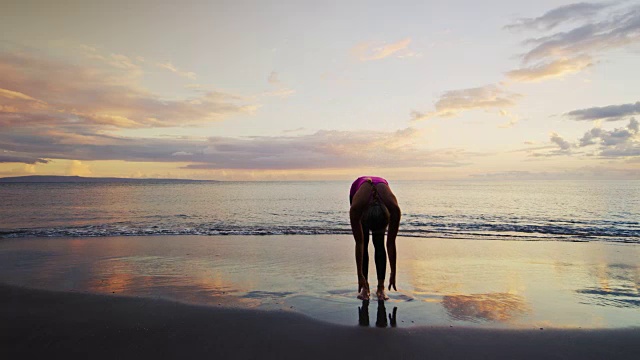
(1, 179), (639, 328)
(1, 180), (638, 243)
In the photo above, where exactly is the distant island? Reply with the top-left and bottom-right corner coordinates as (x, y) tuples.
(0, 175), (219, 183)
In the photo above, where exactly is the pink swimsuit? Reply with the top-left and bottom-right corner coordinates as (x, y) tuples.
(349, 176), (389, 203)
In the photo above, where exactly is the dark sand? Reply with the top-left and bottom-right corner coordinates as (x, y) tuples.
(2, 284), (638, 360)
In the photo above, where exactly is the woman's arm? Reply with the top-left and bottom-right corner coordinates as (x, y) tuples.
(386, 203), (401, 278)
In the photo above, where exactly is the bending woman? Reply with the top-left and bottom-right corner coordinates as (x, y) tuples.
(349, 176), (401, 301)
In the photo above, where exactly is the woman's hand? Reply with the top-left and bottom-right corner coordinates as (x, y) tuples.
(388, 272), (397, 291)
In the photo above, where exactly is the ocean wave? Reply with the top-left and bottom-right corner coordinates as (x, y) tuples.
(404, 221), (639, 238)
(1, 222), (638, 244)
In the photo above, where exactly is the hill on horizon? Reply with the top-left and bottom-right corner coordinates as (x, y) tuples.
(0, 175), (218, 183)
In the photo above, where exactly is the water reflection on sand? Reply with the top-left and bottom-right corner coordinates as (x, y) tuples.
(576, 263), (640, 308)
(85, 255), (260, 307)
(0, 235), (638, 328)
(442, 293), (529, 322)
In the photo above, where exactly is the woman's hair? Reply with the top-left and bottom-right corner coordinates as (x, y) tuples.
(361, 178), (390, 233)
(364, 202), (390, 233)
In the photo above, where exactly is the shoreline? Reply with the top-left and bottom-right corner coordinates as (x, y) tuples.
(2, 283), (639, 359)
(2, 233), (639, 245)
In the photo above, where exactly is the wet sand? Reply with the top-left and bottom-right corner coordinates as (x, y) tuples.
(0, 235), (638, 329)
(2, 284), (639, 360)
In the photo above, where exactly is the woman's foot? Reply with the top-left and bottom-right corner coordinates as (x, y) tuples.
(376, 286), (389, 301)
(357, 287), (370, 300)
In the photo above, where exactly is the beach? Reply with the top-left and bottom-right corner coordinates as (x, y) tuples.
(1, 235), (639, 358)
(3, 283), (640, 360)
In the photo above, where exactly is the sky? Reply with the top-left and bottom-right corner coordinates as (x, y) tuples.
(0, 0), (639, 180)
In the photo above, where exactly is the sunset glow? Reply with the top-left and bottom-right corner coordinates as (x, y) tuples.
(1, 0), (638, 180)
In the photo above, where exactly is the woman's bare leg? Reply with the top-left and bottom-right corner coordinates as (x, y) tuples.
(372, 230), (389, 300)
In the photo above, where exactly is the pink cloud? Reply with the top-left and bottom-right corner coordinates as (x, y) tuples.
(351, 38), (414, 61)
(0, 50), (255, 131)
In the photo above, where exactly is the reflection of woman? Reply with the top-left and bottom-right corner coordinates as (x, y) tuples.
(349, 176), (401, 301)
(357, 300), (398, 328)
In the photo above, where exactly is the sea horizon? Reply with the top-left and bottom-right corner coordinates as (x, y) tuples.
(2, 175), (639, 182)
(1, 179), (638, 243)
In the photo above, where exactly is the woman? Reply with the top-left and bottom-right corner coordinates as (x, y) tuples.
(349, 176), (401, 301)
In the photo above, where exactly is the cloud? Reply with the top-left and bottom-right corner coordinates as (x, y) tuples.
(282, 127), (306, 134)
(79, 45), (142, 74)
(565, 101), (640, 121)
(411, 3), (633, 122)
(599, 146), (640, 157)
(0, 151), (49, 164)
(505, 55), (593, 82)
(263, 71), (294, 98)
(630, 117), (639, 132)
(268, 71), (280, 85)
(550, 132), (573, 151)
(0, 88), (44, 102)
(156, 61), (197, 79)
(187, 127), (468, 170)
(505, 2), (611, 31)
(0, 43), (352, 176)
(578, 118), (639, 156)
(505, 3), (639, 82)
(498, 109), (519, 128)
(260, 88), (295, 98)
(0, 50), (256, 131)
(184, 83), (210, 91)
(470, 167), (640, 180)
(409, 1), (633, 126)
(540, 118), (639, 157)
(528, 132), (575, 157)
(0, 126), (470, 170)
(351, 38), (414, 61)
(411, 84), (522, 121)
(521, 5), (640, 64)
(67, 160), (92, 176)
